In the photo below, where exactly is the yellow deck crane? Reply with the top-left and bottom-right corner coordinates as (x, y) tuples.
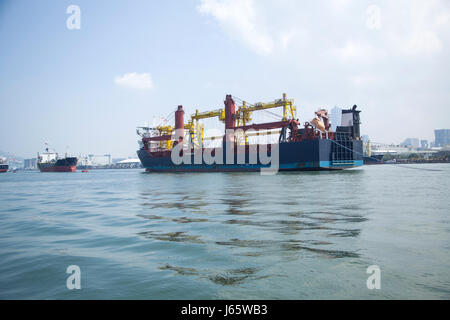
(151, 93), (297, 150)
(235, 93), (297, 145)
(186, 108), (226, 147)
(186, 93), (297, 147)
(154, 125), (174, 150)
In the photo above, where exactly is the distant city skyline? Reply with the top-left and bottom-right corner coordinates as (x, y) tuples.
(1, 0), (450, 158)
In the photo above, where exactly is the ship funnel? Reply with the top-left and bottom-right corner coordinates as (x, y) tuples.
(175, 105), (185, 143)
(224, 95), (235, 130)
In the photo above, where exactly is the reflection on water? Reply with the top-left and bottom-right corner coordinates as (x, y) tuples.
(159, 264), (271, 286)
(159, 264), (199, 276)
(208, 267), (266, 286)
(136, 171), (367, 287)
(138, 230), (205, 244)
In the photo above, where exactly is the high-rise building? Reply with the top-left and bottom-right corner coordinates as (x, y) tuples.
(420, 140), (429, 149)
(330, 106), (342, 132)
(401, 138), (420, 148)
(23, 158), (37, 169)
(434, 129), (450, 147)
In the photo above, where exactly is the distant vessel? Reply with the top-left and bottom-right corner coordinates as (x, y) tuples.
(137, 93), (363, 172)
(37, 146), (77, 172)
(0, 157), (8, 173)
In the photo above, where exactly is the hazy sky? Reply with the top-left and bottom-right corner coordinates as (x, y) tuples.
(1, 0), (449, 158)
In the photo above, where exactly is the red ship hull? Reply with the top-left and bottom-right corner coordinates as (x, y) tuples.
(38, 157), (77, 172)
(38, 166), (76, 172)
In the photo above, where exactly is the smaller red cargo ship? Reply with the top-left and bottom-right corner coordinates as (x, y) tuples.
(37, 146), (77, 172)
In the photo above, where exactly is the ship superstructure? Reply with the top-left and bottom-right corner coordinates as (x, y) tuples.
(37, 145), (77, 172)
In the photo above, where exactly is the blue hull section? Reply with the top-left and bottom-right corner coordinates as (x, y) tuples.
(137, 139), (363, 172)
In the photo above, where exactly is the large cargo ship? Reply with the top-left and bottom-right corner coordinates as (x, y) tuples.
(37, 147), (77, 172)
(0, 157), (8, 173)
(137, 94), (363, 172)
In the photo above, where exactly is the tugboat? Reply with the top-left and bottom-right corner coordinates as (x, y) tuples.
(37, 145), (77, 172)
(0, 157), (8, 173)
